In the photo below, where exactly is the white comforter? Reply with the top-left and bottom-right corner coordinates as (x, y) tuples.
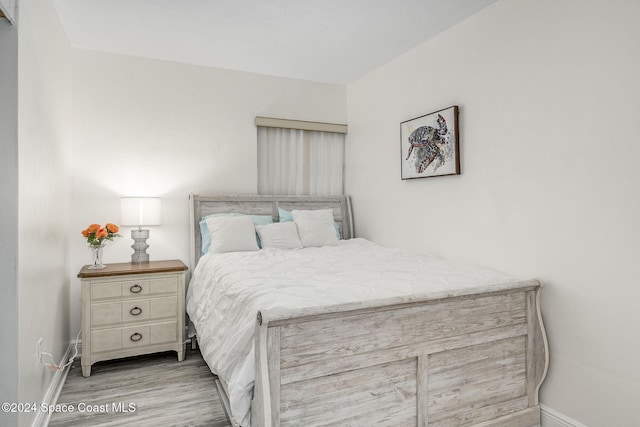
(186, 238), (512, 427)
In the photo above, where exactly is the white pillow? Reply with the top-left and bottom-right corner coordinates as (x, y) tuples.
(255, 222), (303, 249)
(205, 216), (259, 253)
(291, 209), (339, 247)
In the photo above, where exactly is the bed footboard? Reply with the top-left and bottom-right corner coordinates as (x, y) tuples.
(251, 280), (548, 427)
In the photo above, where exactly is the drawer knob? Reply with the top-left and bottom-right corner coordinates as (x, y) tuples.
(130, 332), (143, 342)
(130, 284), (142, 293)
(129, 306), (142, 316)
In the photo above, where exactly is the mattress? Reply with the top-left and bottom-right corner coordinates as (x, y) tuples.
(186, 238), (513, 427)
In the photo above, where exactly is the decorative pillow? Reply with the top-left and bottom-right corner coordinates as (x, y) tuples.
(291, 209), (339, 247)
(200, 213), (273, 254)
(255, 222), (303, 249)
(278, 207), (294, 222)
(279, 207), (341, 239)
(205, 216), (259, 253)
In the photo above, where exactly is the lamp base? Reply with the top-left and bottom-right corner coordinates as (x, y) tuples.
(131, 229), (150, 263)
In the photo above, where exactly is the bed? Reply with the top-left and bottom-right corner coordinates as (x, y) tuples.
(187, 194), (549, 427)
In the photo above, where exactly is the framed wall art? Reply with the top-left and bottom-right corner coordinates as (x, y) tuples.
(400, 105), (459, 179)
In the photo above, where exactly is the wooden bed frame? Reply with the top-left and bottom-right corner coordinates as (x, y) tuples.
(189, 194), (549, 427)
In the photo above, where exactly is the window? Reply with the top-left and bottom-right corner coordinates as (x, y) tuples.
(256, 117), (346, 196)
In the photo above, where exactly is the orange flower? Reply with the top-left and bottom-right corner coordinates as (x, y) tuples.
(82, 222), (120, 246)
(105, 223), (119, 233)
(96, 228), (108, 239)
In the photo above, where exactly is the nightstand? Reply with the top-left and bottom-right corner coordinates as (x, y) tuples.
(78, 259), (188, 377)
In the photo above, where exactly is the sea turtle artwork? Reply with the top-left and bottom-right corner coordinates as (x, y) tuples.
(405, 113), (454, 174)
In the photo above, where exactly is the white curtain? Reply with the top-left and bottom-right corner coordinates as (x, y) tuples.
(309, 131), (344, 196)
(257, 126), (344, 196)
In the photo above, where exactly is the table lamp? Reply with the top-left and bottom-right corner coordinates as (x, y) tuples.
(120, 197), (161, 263)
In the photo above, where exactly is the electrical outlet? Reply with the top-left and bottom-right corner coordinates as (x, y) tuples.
(38, 338), (43, 364)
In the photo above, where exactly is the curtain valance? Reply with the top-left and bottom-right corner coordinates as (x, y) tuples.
(255, 116), (347, 134)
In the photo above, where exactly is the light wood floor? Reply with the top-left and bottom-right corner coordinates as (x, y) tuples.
(49, 348), (231, 427)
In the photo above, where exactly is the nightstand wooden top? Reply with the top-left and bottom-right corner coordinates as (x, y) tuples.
(78, 259), (188, 278)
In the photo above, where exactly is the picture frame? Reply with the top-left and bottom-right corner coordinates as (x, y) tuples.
(400, 105), (459, 179)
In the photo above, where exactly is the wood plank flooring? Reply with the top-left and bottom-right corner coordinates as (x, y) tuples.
(49, 348), (231, 427)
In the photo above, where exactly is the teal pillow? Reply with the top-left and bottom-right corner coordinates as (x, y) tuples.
(278, 207), (293, 222)
(200, 213), (273, 254)
(278, 208), (341, 239)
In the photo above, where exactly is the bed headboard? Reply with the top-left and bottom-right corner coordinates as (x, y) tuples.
(189, 194), (354, 269)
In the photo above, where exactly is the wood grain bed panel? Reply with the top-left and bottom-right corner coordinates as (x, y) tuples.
(253, 283), (548, 427)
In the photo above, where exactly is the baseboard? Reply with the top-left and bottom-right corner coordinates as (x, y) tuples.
(31, 340), (80, 427)
(541, 404), (589, 427)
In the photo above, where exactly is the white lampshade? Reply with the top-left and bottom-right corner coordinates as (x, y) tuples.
(120, 197), (161, 227)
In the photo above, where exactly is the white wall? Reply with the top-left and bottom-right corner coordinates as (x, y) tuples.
(69, 50), (347, 336)
(16, 0), (73, 425)
(0, 12), (19, 427)
(345, 0), (640, 425)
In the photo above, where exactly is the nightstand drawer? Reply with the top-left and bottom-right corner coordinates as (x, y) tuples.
(121, 300), (151, 322)
(91, 280), (149, 300)
(121, 277), (177, 297)
(122, 325), (151, 348)
(148, 295), (178, 319)
(92, 301), (124, 326)
(148, 277), (178, 295)
(92, 282), (126, 300)
(91, 321), (178, 353)
(121, 296), (178, 322)
(122, 322), (177, 348)
(148, 321), (178, 344)
(91, 277), (178, 301)
(121, 280), (151, 297)
(92, 296), (178, 327)
(91, 329), (122, 353)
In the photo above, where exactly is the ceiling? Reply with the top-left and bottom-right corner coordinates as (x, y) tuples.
(52, 0), (497, 84)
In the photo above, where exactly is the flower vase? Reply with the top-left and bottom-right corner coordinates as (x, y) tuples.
(88, 244), (107, 269)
